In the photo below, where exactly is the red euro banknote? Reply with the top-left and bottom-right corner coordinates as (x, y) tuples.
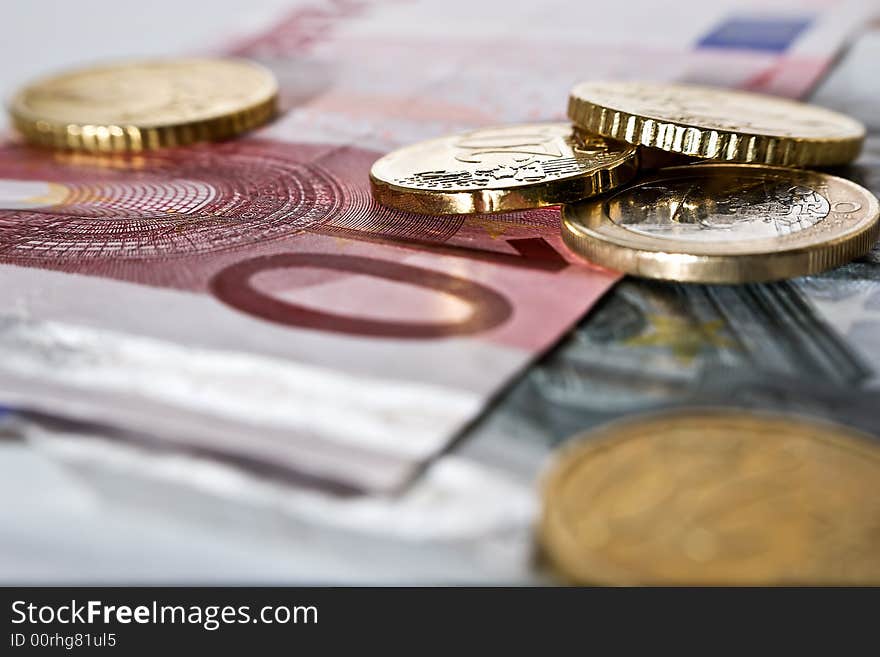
(0, 0), (870, 494)
(0, 139), (617, 494)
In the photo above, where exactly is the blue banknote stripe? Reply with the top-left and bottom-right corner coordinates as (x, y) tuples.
(698, 16), (814, 53)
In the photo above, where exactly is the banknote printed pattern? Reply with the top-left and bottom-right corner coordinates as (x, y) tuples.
(0, 142), (340, 261)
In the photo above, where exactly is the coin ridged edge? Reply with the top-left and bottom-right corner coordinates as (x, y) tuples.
(567, 94), (863, 167)
(9, 61), (279, 153)
(10, 97), (277, 153)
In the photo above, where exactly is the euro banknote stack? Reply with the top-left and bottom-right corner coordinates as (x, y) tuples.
(0, 0), (878, 585)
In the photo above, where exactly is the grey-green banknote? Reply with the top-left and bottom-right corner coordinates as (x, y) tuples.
(461, 32), (880, 479)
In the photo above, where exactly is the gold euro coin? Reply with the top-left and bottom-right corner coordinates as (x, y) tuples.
(9, 58), (278, 153)
(568, 81), (865, 167)
(539, 409), (880, 586)
(370, 123), (638, 214)
(562, 163), (880, 283)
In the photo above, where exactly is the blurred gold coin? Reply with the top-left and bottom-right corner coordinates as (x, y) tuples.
(370, 123), (638, 214)
(10, 58), (278, 152)
(562, 163), (880, 283)
(568, 81), (865, 167)
(540, 409), (880, 585)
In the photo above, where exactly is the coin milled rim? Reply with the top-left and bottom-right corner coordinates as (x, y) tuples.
(561, 163), (880, 283)
(9, 57), (279, 153)
(539, 407), (880, 586)
(369, 123), (639, 215)
(568, 81), (865, 167)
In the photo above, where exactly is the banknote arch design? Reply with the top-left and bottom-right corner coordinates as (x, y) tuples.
(0, 141), (345, 260)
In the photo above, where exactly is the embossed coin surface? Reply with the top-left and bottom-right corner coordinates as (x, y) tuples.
(568, 81), (865, 166)
(370, 123), (638, 214)
(562, 163), (880, 283)
(10, 58), (278, 152)
(540, 409), (880, 585)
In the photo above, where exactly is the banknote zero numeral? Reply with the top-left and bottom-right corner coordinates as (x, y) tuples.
(210, 253), (514, 338)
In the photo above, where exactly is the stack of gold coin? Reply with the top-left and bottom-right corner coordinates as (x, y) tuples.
(9, 58), (279, 153)
(538, 409), (880, 585)
(371, 81), (880, 283)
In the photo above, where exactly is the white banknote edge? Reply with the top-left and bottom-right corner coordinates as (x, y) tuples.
(0, 314), (481, 456)
(0, 311), (488, 491)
